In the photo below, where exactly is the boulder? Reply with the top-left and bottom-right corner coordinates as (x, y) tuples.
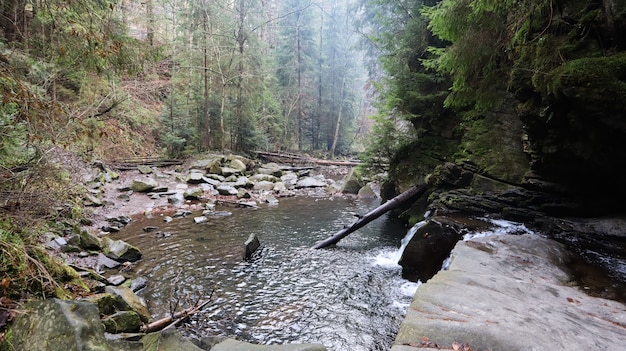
(83, 292), (130, 316)
(102, 311), (142, 333)
(217, 185), (238, 196)
(253, 180), (275, 191)
(357, 182), (380, 199)
(79, 230), (103, 250)
(194, 216), (208, 224)
(398, 216), (464, 281)
(105, 286), (151, 323)
(229, 159), (247, 173)
(84, 193), (103, 207)
(255, 162), (284, 177)
(220, 167), (241, 177)
(142, 329), (205, 351)
(186, 172), (206, 184)
(130, 276), (148, 292)
(250, 174), (280, 183)
(137, 165), (153, 174)
(244, 233), (261, 259)
(392, 234), (626, 351)
(296, 176), (327, 188)
(339, 169), (362, 194)
(104, 237), (142, 262)
(184, 188), (204, 200)
(107, 274), (126, 286)
(97, 253), (121, 269)
(280, 173), (298, 188)
(168, 193), (185, 205)
(131, 178), (158, 192)
(233, 176), (253, 189)
(7, 299), (112, 351)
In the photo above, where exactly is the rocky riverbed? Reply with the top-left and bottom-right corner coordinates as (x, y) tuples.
(5, 153), (378, 351)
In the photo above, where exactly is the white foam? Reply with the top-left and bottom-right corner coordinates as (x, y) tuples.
(463, 218), (535, 241)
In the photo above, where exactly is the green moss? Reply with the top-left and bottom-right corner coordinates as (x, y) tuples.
(543, 52), (626, 110)
(454, 108), (529, 184)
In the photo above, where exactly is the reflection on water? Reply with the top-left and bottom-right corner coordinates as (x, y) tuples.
(112, 196), (418, 351)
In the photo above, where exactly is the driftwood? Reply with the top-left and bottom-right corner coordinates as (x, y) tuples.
(255, 151), (362, 167)
(312, 184), (429, 249)
(216, 199), (260, 209)
(141, 297), (212, 333)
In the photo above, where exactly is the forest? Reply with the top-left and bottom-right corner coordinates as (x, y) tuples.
(1, 0), (626, 345)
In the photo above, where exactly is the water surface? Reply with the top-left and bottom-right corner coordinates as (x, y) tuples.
(113, 196), (419, 350)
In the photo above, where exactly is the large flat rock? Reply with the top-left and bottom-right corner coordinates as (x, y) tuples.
(392, 234), (626, 351)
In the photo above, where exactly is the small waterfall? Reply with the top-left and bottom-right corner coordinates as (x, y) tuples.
(373, 220), (428, 268)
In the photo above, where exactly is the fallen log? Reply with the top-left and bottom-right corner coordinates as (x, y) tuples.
(312, 184), (429, 249)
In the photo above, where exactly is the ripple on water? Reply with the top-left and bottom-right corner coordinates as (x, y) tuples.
(112, 197), (415, 351)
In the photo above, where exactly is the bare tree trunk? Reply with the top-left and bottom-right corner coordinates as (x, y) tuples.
(330, 62), (348, 159)
(146, 0), (154, 46)
(312, 185), (429, 249)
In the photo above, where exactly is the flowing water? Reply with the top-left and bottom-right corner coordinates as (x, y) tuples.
(112, 196), (420, 350)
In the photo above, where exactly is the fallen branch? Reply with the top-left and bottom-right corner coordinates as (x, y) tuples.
(140, 293), (213, 333)
(312, 184), (429, 249)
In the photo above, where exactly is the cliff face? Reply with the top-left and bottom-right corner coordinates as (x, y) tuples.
(385, 0), (626, 288)
(387, 0), (626, 220)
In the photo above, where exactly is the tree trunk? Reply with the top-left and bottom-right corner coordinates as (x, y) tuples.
(312, 184), (429, 249)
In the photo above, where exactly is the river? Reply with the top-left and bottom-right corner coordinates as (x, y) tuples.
(112, 196), (420, 351)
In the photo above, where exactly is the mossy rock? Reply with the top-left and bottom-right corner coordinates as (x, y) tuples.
(543, 52), (626, 111)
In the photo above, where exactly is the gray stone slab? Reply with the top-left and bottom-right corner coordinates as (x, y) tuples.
(392, 234), (626, 351)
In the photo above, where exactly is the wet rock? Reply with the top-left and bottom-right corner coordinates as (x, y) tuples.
(105, 286), (151, 323)
(102, 311), (142, 333)
(265, 194), (279, 205)
(168, 193), (185, 204)
(104, 237), (142, 262)
(84, 193), (104, 207)
(339, 169), (362, 194)
(220, 167), (241, 177)
(194, 216), (208, 224)
(98, 252), (121, 269)
(229, 159), (247, 173)
(357, 182), (379, 199)
(255, 162), (282, 175)
(137, 165), (153, 174)
(296, 176), (327, 188)
(184, 188), (204, 200)
(131, 177), (158, 192)
(253, 180), (275, 191)
(7, 299), (111, 351)
(234, 176), (253, 189)
(186, 171), (206, 184)
(130, 276), (148, 292)
(143, 226), (159, 233)
(392, 234), (626, 351)
(217, 184), (238, 196)
(83, 293), (126, 315)
(398, 216), (465, 282)
(280, 173), (298, 188)
(244, 233), (261, 259)
(250, 174), (280, 183)
(173, 210), (192, 218)
(107, 274), (126, 286)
